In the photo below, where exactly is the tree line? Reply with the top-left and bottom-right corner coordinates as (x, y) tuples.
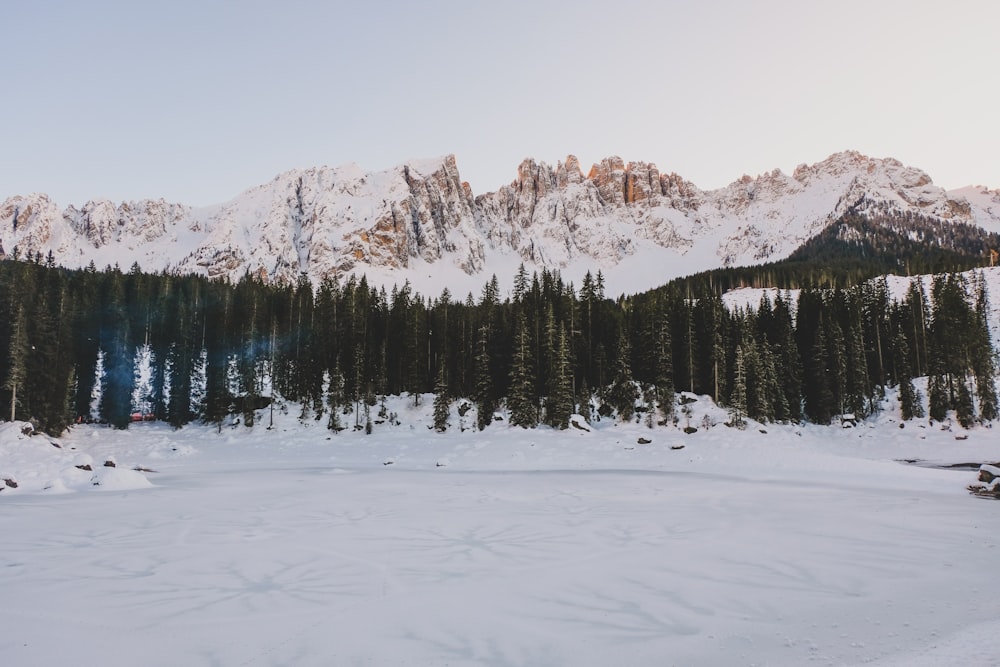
(0, 256), (996, 436)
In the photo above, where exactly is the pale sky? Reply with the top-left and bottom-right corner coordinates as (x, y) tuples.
(4, 0), (999, 206)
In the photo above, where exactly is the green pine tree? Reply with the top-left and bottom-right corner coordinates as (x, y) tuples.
(729, 345), (747, 429)
(607, 331), (639, 422)
(432, 359), (450, 432)
(894, 332), (923, 420)
(545, 325), (574, 429)
(956, 378), (976, 428)
(507, 314), (537, 428)
(972, 275), (998, 422)
(327, 361), (345, 432)
(653, 314), (675, 426)
(3, 304), (28, 422)
(473, 324), (495, 431)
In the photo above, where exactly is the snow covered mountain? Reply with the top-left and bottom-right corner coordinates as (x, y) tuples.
(3, 151), (999, 296)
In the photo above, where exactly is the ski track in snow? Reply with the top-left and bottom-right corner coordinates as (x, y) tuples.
(1, 401), (999, 667)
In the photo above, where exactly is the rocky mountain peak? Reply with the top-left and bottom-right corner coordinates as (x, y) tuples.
(3, 151), (998, 296)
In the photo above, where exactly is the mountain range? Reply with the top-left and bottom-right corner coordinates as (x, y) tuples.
(3, 151), (999, 296)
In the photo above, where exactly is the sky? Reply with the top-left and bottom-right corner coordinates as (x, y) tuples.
(3, 0), (999, 207)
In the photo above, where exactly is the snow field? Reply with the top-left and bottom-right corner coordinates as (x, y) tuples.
(1, 394), (999, 666)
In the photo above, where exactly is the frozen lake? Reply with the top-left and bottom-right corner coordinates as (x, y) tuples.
(0, 396), (1000, 667)
(3, 411), (999, 666)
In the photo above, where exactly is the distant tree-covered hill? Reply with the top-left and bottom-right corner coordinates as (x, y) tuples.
(653, 209), (1000, 296)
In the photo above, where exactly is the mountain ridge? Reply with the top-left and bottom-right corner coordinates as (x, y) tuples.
(3, 151), (999, 296)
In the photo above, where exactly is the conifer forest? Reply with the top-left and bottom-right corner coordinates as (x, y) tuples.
(0, 256), (996, 437)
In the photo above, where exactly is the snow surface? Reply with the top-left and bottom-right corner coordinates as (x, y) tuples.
(2, 392), (999, 667)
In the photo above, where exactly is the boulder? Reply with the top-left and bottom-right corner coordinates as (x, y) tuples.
(979, 464), (1000, 484)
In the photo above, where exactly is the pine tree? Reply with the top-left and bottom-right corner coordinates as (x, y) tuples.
(894, 332), (923, 420)
(203, 285), (232, 431)
(30, 268), (75, 434)
(729, 345), (747, 428)
(653, 313), (675, 426)
(845, 320), (870, 418)
(327, 360), (345, 431)
(827, 316), (847, 417)
(166, 294), (196, 428)
(760, 342), (785, 423)
(742, 338), (768, 422)
(100, 272), (134, 429)
(806, 319), (835, 424)
(352, 343), (364, 428)
(955, 378), (976, 429)
(3, 304), (28, 422)
(432, 360), (450, 432)
(70, 270), (102, 422)
(972, 274), (998, 422)
(607, 331), (639, 422)
(236, 277), (262, 428)
(772, 292), (801, 423)
(903, 279), (930, 377)
(898, 375), (921, 421)
(190, 347), (208, 420)
(577, 377), (592, 424)
(928, 273), (973, 416)
(928, 373), (949, 422)
(404, 297), (424, 407)
(513, 263), (529, 302)
(545, 325), (574, 429)
(507, 314), (537, 428)
(473, 324), (494, 431)
(698, 292), (727, 404)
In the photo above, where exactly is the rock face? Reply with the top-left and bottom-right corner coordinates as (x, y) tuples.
(2, 150), (998, 295)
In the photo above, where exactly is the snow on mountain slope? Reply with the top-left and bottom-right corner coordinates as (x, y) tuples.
(948, 184), (1000, 234)
(2, 151), (998, 297)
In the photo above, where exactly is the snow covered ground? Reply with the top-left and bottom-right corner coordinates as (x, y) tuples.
(1, 395), (999, 666)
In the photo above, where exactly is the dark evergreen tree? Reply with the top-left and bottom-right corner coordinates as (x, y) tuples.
(99, 272), (134, 429)
(545, 325), (574, 429)
(771, 292), (801, 422)
(327, 360), (345, 432)
(845, 320), (870, 417)
(653, 313), (676, 425)
(4, 303), (28, 422)
(577, 377), (592, 424)
(507, 314), (537, 428)
(928, 373), (949, 422)
(729, 345), (747, 428)
(473, 324), (495, 431)
(894, 332), (923, 421)
(513, 263), (529, 302)
(826, 315), (848, 416)
(902, 279), (930, 377)
(972, 274), (998, 422)
(203, 284), (232, 430)
(432, 359), (450, 432)
(166, 295), (195, 428)
(607, 331), (639, 422)
(235, 276), (262, 428)
(955, 378), (976, 429)
(806, 318), (835, 424)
